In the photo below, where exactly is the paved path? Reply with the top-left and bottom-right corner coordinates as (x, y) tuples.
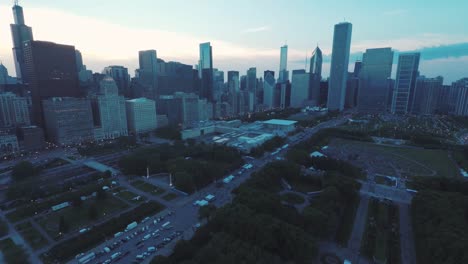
(346, 196), (370, 263)
(399, 203), (417, 264)
(30, 219), (54, 245)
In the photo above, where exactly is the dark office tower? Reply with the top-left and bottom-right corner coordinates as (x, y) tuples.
(199, 42), (214, 102)
(411, 76), (443, 115)
(102, 66), (130, 97)
(23, 41), (80, 128)
(10, 2), (33, 84)
(319, 81), (329, 106)
(309, 46), (322, 106)
(391, 53), (420, 114)
(263, 71), (275, 108)
(138, 50), (158, 99)
(75, 50), (84, 71)
(240, 76), (247, 91)
(278, 45), (289, 82)
(357, 48), (394, 113)
(328, 22), (352, 111)
(353, 61), (362, 78)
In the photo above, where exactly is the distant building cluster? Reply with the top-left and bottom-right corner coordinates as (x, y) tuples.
(1, 2), (468, 155)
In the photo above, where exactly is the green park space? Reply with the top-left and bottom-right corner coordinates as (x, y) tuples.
(15, 221), (48, 250)
(161, 192), (178, 201)
(0, 238), (29, 264)
(131, 180), (166, 196)
(331, 138), (459, 178)
(37, 195), (128, 240)
(360, 198), (400, 264)
(280, 192), (305, 204)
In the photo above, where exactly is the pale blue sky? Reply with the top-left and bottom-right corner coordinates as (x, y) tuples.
(1, 0), (467, 82)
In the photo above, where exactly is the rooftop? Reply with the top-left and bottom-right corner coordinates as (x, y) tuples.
(263, 119), (297, 126)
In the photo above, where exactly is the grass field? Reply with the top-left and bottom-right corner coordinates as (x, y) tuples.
(37, 196), (128, 240)
(15, 221), (49, 250)
(131, 180), (167, 196)
(331, 138), (460, 178)
(280, 192), (305, 204)
(114, 189), (146, 204)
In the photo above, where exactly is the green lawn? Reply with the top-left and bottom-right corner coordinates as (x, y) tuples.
(333, 138), (460, 178)
(37, 196), (128, 240)
(15, 221), (49, 250)
(291, 180), (322, 193)
(161, 193), (178, 201)
(131, 180), (167, 196)
(0, 238), (29, 264)
(115, 190), (146, 204)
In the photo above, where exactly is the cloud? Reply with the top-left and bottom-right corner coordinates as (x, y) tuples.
(242, 26), (270, 33)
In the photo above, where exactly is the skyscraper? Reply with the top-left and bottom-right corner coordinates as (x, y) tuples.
(102, 66), (130, 97)
(199, 42), (214, 102)
(411, 76), (443, 115)
(246, 68), (257, 111)
(125, 98), (157, 134)
(227, 71), (240, 114)
(327, 22), (352, 111)
(138, 50), (158, 99)
(75, 50), (84, 72)
(0, 92), (30, 127)
(291, 70), (310, 108)
(23, 40), (81, 128)
(453, 78), (468, 116)
(263, 71), (275, 109)
(309, 46), (322, 105)
(357, 48), (394, 113)
(279, 45), (289, 82)
(391, 53), (420, 114)
(10, 2), (33, 84)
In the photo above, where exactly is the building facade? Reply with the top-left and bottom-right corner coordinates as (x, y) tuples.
(10, 2), (33, 84)
(102, 66), (130, 96)
(291, 70), (310, 108)
(42, 97), (94, 145)
(126, 98), (157, 134)
(279, 45), (289, 82)
(327, 22), (352, 111)
(391, 53), (420, 114)
(309, 46), (323, 106)
(454, 78), (468, 116)
(411, 76), (443, 115)
(0, 92), (30, 127)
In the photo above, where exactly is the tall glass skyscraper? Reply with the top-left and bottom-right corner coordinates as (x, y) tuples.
(199, 42), (214, 102)
(391, 53), (420, 114)
(10, 2), (33, 84)
(309, 46), (323, 105)
(327, 22), (352, 111)
(357, 47), (394, 113)
(279, 45), (289, 82)
(138, 50), (158, 99)
(263, 71), (275, 109)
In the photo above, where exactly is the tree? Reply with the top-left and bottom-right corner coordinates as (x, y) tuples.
(59, 215), (69, 233)
(198, 204), (216, 221)
(72, 196), (83, 208)
(96, 188), (107, 200)
(11, 161), (36, 181)
(88, 205), (98, 220)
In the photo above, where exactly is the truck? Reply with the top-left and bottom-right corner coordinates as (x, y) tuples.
(104, 247), (111, 253)
(281, 144), (289, 149)
(125, 221), (138, 231)
(205, 194), (215, 202)
(162, 221), (171, 229)
(143, 234), (151, 241)
(111, 252), (121, 260)
(114, 232), (123, 238)
(78, 252), (95, 264)
(223, 175), (235, 184)
(243, 164), (253, 169)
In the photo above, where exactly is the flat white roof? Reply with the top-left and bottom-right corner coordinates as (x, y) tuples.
(263, 119), (297, 126)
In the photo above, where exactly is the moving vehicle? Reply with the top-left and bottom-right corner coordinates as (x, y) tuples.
(78, 252), (95, 264)
(125, 221), (138, 231)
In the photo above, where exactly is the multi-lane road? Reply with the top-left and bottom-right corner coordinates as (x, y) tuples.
(69, 118), (346, 264)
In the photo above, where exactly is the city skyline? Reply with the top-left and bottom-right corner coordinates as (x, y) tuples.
(0, 1), (467, 83)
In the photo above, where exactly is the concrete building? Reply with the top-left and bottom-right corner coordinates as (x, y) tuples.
(263, 71), (276, 109)
(103, 66), (130, 96)
(391, 53), (420, 114)
(199, 42), (214, 102)
(10, 2), (33, 84)
(327, 22), (352, 111)
(91, 77), (128, 140)
(42, 97), (94, 145)
(0, 134), (19, 154)
(274, 82), (291, 109)
(0, 92), (30, 127)
(263, 119), (297, 135)
(17, 126), (45, 151)
(357, 48), (394, 113)
(309, 46), (322, 106)
(454, 78), (468, 116)
(291, 70), (310, 108)
(411, 76), (443, 115)
(137, 50), (158, 99)
(126, 98), (157, 134)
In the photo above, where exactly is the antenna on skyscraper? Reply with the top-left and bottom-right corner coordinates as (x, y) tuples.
(14, 0), (19, 6)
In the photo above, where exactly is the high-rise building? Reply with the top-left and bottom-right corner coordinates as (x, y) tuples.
(91, 77), (128, 140)
(102, 66), (130, 97)
(42, 97), (94, 145)
(246, 68), (257, 94)
(327, 22), (352, 111)
(75, 50), (84, 72)
(309, 46), (322, 106)
(126, 98), (157, 134)
(411, 76), (443, 115)
(17, 126), (45, 151)
(0, 134), (19, 154)
(138, 50), (158, 99)
(213, 69), (225, 101)
(10, 2), (33, 84)
(279, 45), (289, 82)
(263, 71), (276, 109)
(227, 71), (240, 115)
(199, 42), (214, 102)
(357, 48), (394, 113)
(0, 92), (30, 127)
(454, 78), (468, 116)
(291, 70), (310, 108)
(274, 82), (291, 109)
(23, 41), (81, 128)
(391, 53), (420, 114)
